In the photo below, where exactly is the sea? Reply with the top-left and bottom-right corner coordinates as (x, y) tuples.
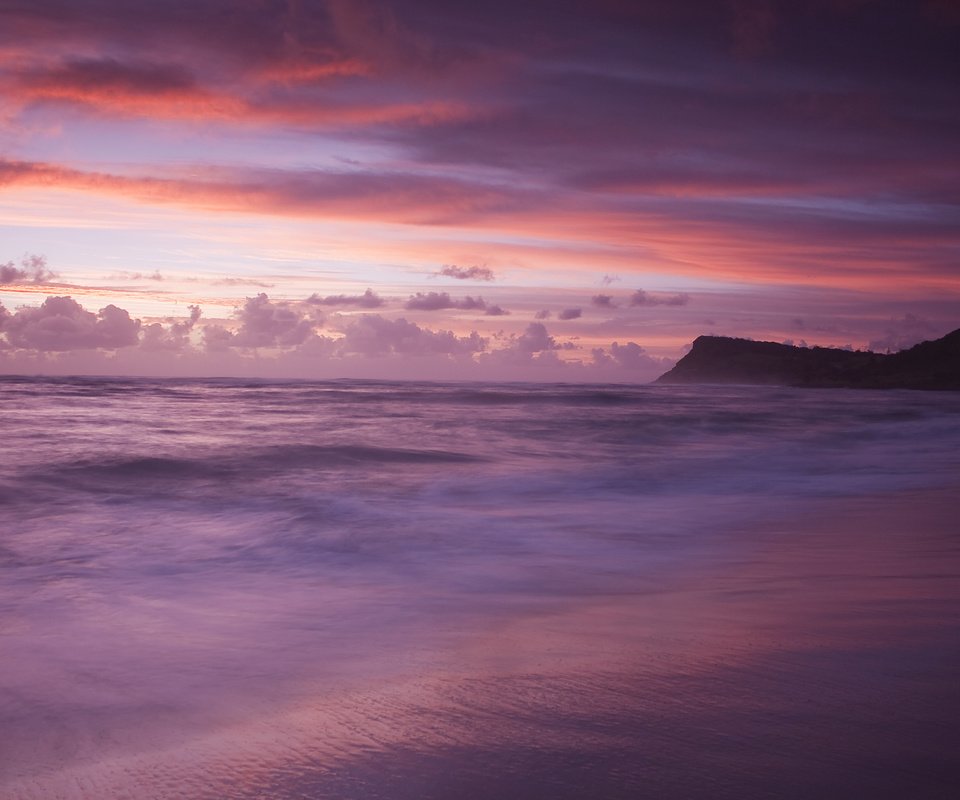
(1, 377), (959, 799)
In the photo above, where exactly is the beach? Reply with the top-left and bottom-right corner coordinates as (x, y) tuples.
(1, 379), (958, 798)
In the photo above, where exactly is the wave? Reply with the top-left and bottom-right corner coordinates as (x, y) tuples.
(39, 444), (488, 491)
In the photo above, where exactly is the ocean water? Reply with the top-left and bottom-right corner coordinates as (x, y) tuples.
(1, 377), (959, 799)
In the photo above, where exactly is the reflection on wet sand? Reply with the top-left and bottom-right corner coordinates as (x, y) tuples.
(6, 489), (957, 800)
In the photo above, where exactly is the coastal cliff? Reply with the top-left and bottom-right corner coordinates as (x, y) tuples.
(656, 328), (960, 389)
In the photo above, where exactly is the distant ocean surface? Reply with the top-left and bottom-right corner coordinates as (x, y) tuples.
(2, 377), (959, 799)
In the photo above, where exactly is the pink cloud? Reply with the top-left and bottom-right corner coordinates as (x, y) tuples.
(0, 291), (677, 381)
(305, 289), (385, 308)
(405, 291), (485, 311)
(139, 305), (201, 352)
(0, 158), (528, 227)
(0, 254), (56, 285)
(437, 264), (495, 281)
(334, 314), (486, 358)
(3, 296), (139, 351)
(516, 322), (557, 354)
(630, 289), (690, 307)
(235, 294), (318, 347)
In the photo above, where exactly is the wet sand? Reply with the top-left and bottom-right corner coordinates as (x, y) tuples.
(4, 486), (958, 799)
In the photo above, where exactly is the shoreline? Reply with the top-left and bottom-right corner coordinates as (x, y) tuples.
(5, 485), (959, 799)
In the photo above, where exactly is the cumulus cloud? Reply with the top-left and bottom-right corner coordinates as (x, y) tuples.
(437, 264), (495, 281)
(609, 342), (655, 369)
(231, 293), (318, 348)
(306, 288), (384, 308)
(0, 293), (677, 382)
(0, 279), (682, 381)
(629, 289), (690, 307)
(591, 294), (616, 308)
(200, 294), (320, 351)
(868, 314), (942, 353)
(590, 342), (670, 375)
(516, 322), (558, 354)
(0, 254), (57, 285)
(3, 296), (140, 351)
(558, 307), (582, 320)
(335, 314), (486, 357)
(477, 321), (581, 372)
(140, 305), (201, 352)
(405, 291), (487, 311)
(202, 323), (235, 353)
(534, 309), (551, 319)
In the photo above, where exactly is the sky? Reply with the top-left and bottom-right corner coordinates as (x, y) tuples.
(0, 0), (958, 381)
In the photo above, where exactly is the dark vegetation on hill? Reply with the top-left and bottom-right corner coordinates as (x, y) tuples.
(656, 329), (960, 390)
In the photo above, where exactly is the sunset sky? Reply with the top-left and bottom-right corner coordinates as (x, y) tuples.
(1, 0), (957, 380)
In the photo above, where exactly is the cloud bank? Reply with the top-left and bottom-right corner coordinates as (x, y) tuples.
(0, 292), (670, 382)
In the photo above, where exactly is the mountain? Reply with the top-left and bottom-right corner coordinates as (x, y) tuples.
(656, 329), (960, 389)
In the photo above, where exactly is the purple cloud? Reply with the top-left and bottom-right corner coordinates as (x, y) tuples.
(868, 314), (942, 353)
(405, 291), (487, 311)
(437, 264), (495, 281)
(0, 254), (56, 285)
(3, 296), (139, 351)
(516, 322), (557, 354)
(591, 294), (616, 308)
(108, 270), (165, 282)
(306, 289), (384, 308)
(630, 290), (690, 307)
(558, 307), (582, 320)
(609, 341), (657, 369)
(229, 294), (317, 348)
(140, 306), (201, 352)
(336, 315), (486, 357)
(19, 57), (198, 96)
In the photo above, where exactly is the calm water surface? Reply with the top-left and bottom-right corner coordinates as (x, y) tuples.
(1, 378), (958, 798)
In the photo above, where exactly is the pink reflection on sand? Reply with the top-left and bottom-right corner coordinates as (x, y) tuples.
(4, 489), (958, 799)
